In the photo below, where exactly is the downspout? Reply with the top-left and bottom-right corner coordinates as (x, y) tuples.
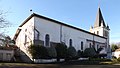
(93, 33), (95, 48)
(60, 24), (62, 43)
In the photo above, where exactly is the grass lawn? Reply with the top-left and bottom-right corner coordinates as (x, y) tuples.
(0, 59), (119, 68)
(0, 63), (59, 68)
(0, 63), (120, 68)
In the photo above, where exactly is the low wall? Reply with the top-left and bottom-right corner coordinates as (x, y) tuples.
(0, 50), (14, 61)
(34, 59), (65, 63)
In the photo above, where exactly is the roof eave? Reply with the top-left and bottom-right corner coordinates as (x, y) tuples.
(14, 13), (107, 41)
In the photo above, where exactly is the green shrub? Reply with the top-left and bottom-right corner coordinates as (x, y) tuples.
(77, 50), (83, 58)
(46, 46), (57, 58)
(28, 44), (38, 58)
(83, 48), (97, 58)
(67, 46), (77, 58)
(55, 43), (67, 60)
(112, 58), (118, 63)
(117, 57), (120, 62)
(28, 45), (48, 59)
(112, 56), (117, 59)
(38, 45), (48, 59)
(111, 44), (118, 52)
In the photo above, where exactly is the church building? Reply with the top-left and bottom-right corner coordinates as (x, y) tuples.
(13, 7), (110, 62)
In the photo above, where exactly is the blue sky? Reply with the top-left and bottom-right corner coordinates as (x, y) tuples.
(0, 0), (119, 43)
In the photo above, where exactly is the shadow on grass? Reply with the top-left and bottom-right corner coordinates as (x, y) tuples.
(38, 59), (113, 65)
(0, 60), (115, 68)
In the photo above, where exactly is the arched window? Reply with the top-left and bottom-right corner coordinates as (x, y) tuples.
(25, 34), (27, 44)
(69, 39), (72, 47)
(45, 34), (50, 46)
(97, 44), (99, 50)
(81, 41), (83, 50)
(89, 43), (92, 48)
(104, 31), (108, 37)
(97, 31), (99, 35)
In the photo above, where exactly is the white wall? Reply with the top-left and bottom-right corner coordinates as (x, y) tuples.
(34, 16), (106, 51)
(16, 15), (107, 54)
(16, 17), (34, 60)
(62, 25), (106, 51)
(112, 51), (120, 58)
(0, 50), (14, 61)
(90, 26), (104, 37)
(34, 17), (61, 44)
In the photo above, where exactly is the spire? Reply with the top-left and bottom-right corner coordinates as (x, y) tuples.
(94, 7), (106, 28)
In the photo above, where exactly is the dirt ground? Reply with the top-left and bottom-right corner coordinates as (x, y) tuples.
(0, 63), (120, 68)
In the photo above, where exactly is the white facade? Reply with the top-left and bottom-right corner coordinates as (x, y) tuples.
(15, 17), (34, 61)
(34, 17), (61, 44)
(33, 16), (106, 51)
(112, 49), (120, 59)
(13, 8), (110, 62)
(112, 51), (120, 59)
(14, 14), (107, 62)
(14, 15), (107, 50)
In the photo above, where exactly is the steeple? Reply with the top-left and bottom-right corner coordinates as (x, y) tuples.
(94, 7), (106, 28)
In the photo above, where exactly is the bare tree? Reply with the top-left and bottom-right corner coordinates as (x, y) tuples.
(0, 10), (10, 29)
(0, 10), (11, 46)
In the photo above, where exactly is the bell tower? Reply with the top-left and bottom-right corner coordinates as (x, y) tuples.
(90, 7), (111, 58)
(90, 7), (110, 38)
